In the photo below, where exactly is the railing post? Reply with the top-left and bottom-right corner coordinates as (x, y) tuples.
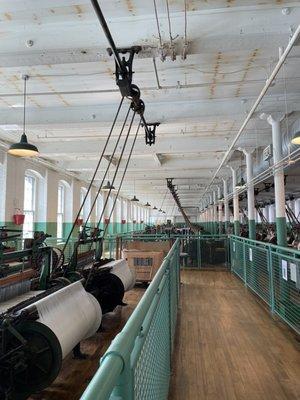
(243, 241), (247, 286)
(198, 237), (202, 269)
(268, 247), (275, 314)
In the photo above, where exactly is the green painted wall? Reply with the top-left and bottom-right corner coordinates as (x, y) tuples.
(0, 221), (146, 240)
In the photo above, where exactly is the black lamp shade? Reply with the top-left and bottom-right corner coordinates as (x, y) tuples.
(8, 134), (39, 157)
(235, 177), (246, 189)
(131, 195), (139, 202)
(291, 131), (300, 145)
(102, 181), (115, 191)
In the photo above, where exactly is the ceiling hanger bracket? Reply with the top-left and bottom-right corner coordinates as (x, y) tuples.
(107, 46), (141, 98)
(142, 122), (160, 146)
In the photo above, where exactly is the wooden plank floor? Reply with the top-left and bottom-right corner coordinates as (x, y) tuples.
(169, 270), (300, 400)
(30, 286), (145, 400)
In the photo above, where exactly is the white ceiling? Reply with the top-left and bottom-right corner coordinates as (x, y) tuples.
(0, 0), (300, 214)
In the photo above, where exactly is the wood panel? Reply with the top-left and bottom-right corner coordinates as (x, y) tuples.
(30, 287), (145, 400)
(169, 270), (300, 400)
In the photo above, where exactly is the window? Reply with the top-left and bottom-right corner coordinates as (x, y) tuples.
(23, 175), (36, 238)
(96, 194), (103, 223)
(80, 187), (90, 222)
(122, 200), (127, 221)
(116, 198), (121, 222)
(57, 184), (65, 238)
(0, 163), (4, 223)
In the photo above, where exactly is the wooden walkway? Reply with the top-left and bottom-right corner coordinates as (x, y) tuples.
(169, 270), (300, 400)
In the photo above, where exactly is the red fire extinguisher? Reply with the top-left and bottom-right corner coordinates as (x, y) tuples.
(13, 208), (25, 225)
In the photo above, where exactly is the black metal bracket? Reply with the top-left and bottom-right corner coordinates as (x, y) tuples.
(142, 122), (160, 146)
(107, 46), (141, 98)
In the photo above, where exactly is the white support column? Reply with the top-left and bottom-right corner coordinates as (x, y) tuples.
(295, 198), (300, 221)
(230, 167), (240, 236)
(262, 113), (287, 246)
(213, 190), (217, 234)
(217, 186), (223, 234)
(243, 149), (256, 239)
(223, 178), (229, 232)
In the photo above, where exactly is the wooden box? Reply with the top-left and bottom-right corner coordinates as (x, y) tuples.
(122, 249), (164, 283)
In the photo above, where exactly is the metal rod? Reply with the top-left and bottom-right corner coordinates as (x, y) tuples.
(65, 103), (132, 271)
(96, 110), (135, 230)
(165, 0), (173, 43)
(90, 0), (125, 74)
(103, 120), (141, 237)
(84, 112), (137, 287)
(152, 57), (161, 89)
(81, 101), (130, 232)
(56, 96), (124, 269)
(153, 0), (163, 47)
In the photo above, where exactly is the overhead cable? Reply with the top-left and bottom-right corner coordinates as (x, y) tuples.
(56, 96), (124, 269)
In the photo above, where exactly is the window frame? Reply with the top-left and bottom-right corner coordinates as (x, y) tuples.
(23, 174), (36, 238)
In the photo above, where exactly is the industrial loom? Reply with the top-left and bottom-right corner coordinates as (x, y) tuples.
(0, 0), (159, 398)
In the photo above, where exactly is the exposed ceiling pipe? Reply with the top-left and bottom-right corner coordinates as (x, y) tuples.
(153, 0), (166, 62)
(182, 0), (188, 60)
(152, 57), (161, 89)
(165, 0), (178, 61)
(2, 76), (300, 98)
(200, 24), (300, 201)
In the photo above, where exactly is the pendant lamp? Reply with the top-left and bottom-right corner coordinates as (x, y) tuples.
(8, 75), (39, 157)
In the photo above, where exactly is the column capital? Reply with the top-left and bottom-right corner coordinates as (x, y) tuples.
(238, 146), (255, 156)
(259, 112), (285, 125)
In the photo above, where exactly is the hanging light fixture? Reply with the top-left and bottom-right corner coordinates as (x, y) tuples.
(8, 75), (39, 157)
(291, 131), (300, 145)
(131, 177), (139, 202)
(235, 177), (246, 189)
(153, 206), (157, 210)
(131, 195), (139, 202)
(145, 202), (151, 207)
(102, 180), (115, 191)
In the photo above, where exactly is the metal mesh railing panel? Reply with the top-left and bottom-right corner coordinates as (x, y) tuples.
(230, 235), (300, 336)
(245, 245), (270, 305)
(134, 278), (171, 400)
(169, 256), (179, 349)
(270, 251), (300, 334)
(231, 238), (245, 280)
(80, 239), (180, 400)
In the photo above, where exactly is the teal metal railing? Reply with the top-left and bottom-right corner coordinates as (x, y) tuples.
(114, 233), (229, 269)
(80, 239), (180, 400)
(230, 235), (300, 334)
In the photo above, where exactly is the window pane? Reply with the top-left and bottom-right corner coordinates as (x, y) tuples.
(57, 213), (63, 238)
(23, 175), (35, 238)
(57, 185), (65, 237)
(57, 185), (64, 213)
(24, 176), (35, 211)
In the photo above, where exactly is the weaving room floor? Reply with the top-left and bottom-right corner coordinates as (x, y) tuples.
(169, 270), (300, 400)
(29, 286), (145, 400)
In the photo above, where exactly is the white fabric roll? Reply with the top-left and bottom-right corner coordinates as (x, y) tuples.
(103, 259), (136, 291)
(23, 281), (102, 358)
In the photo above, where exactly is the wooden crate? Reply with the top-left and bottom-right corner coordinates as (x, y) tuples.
(123, 240), (171, 256)
(122, 249), (164, 283)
